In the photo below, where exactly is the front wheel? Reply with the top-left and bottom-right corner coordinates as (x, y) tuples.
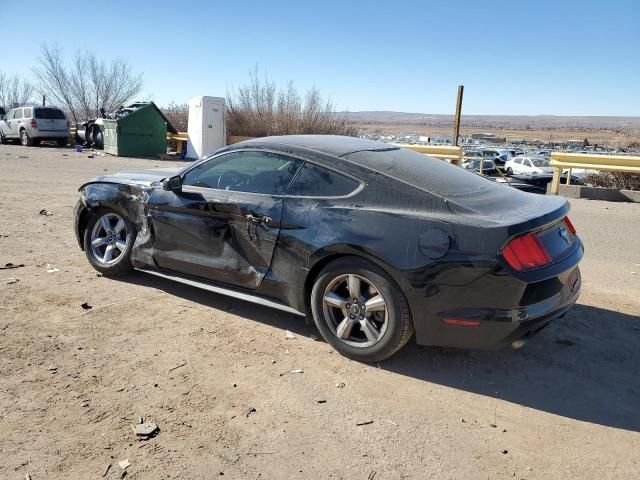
(20, 129), (33, 146)
(83, 208), (136, 275)
(310, 257), (414, 362)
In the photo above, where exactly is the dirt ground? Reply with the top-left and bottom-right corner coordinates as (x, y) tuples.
(1, 144), (639, 480)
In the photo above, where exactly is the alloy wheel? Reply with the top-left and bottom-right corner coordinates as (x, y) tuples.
(90, 213), (129, 265)
(322, 273), (389, 347)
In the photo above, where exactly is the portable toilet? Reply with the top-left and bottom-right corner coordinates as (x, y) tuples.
(103, 102), (177, 157)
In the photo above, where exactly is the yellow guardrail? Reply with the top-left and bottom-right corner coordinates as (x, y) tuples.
(395, 144), (464, 165)
(549, 152), (640, 194)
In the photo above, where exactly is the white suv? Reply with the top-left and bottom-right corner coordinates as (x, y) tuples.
(0, 106), (70, 147)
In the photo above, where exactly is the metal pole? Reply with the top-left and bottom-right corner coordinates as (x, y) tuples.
(42, 95), (46, 107)
(452, 85), (464, 147)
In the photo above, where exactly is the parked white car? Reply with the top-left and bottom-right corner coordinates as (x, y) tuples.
(504, 156), (553, 175)
(0, 106), (70, 146)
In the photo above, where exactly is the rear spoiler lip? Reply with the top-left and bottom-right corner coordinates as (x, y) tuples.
(503, 201), (570, 240)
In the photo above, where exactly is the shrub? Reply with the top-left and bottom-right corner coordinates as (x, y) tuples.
(583, 171), (640, 191)
(226, 68), (357, 138)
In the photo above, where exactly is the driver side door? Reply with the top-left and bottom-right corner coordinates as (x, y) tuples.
(147, 150), (303, 290)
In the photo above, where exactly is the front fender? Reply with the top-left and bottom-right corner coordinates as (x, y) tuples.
(75, 182), (153, 265)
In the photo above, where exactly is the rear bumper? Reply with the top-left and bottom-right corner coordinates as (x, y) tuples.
(32, 130), (69, 139)
(408, 237), (583, 350)
(418, 267), (581, 349)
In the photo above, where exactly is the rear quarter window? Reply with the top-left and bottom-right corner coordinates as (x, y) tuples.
(23, 107), (32, 118)
(35, 108), (66, 119)
(288, 163), (360, 197)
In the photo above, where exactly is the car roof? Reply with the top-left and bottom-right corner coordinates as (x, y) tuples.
(232, 135), (399, 157)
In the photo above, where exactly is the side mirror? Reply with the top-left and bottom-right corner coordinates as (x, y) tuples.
(163, 175), (183, 192)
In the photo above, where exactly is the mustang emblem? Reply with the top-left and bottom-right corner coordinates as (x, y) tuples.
(559, 227), (570, 244)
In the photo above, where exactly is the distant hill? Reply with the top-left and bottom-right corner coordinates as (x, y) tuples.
(343, 111), (640, 129)
(343, 111), (640, 146)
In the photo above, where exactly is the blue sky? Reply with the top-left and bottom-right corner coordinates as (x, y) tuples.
(1, 0), (638, 115)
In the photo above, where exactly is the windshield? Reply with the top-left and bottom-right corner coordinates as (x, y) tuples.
(531, 157), (550, 167)
(34, 108), (66, 120)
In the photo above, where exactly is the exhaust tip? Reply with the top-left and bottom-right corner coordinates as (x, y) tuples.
(511, 338), (526, 350)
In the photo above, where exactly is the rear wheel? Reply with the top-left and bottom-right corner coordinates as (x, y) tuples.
(506, 167), (513, 175)
(311, 257), (414, 362)
(83, 208), (136, 275)
(20, 129), (33, 146)
(0, 130), (6, 144)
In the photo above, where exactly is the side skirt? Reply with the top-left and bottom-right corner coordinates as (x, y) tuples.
(135, 268), (306, 317)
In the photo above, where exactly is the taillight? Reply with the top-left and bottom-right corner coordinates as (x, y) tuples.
(30, 119), (37, 127)
(563, 216), (576, 234)
(502, 233), (552, 271)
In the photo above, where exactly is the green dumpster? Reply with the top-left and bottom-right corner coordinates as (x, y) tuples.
(103, 102), (170, 157)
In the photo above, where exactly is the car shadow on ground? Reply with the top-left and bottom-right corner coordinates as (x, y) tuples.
(382, 304), (640, 432)
(117, 273), (640, 432)
(115, 272), (317, 337)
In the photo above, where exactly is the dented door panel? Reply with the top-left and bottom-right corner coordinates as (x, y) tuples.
(146, 186), (282, 289)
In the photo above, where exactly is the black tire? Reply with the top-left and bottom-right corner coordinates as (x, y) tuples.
(506, 167), (513, 175)
(20, 129), (33, 146)
(0, 130), (6, 144)
(56, 137), (69, 147)
(310, 257), (414, 362)
(83, 207), (136, 275)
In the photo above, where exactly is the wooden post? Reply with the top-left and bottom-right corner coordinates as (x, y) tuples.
(452, 85), (464, 147)
(550, 167), (562, 194)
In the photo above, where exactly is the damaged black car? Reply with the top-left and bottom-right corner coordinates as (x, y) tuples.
(73, 135), (583, 361)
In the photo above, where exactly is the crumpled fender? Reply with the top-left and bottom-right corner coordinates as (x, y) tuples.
(76, 182), (156, 267)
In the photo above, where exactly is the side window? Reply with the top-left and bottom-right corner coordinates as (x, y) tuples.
(5, 110), (15, 120)
(183, 151), (303, 195)
(524, 159), (532, 167)
(23, 107), (32, 118)
(515, 158), (522, 164)
(15, 109), (23, 119)
(287, 163), (360, 197)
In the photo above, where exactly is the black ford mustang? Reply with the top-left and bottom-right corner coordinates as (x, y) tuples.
(74, 135), (583, 361)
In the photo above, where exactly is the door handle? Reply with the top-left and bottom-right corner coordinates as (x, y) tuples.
(246, 214), (272, 225)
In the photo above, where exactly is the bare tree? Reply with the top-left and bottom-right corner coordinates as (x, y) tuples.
(227, 67), (357, 137)
(0, 72), (34, 109)
(161, 102), (189, 132)
(33, 44), (144, 122)
(32, 45), (76, 119)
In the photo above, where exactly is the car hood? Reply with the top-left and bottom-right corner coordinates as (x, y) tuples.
(80, 167), (183, 188)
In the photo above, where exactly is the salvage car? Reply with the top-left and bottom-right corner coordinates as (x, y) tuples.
(73, 135), (583, 361)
